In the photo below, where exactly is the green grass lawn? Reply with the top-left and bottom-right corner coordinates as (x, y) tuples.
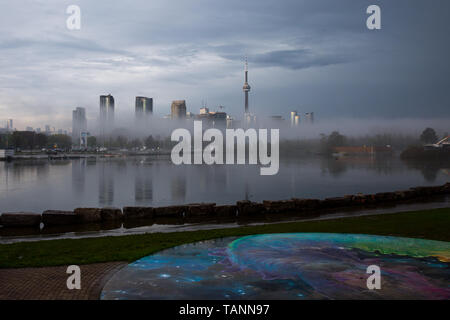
(0, 207), (449, 268)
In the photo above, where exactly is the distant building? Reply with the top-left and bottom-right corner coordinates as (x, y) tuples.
(304, 112), (314, 124)
(294, 115), (300, 126)
(199, 107), (209, 115)
(270, 115), (284, 122)
(100, 94), (115, 135)
(6, 119), (13, 131)
(171, 100), (187, 119)
(72, 107), (87, 143)
(45, 125), (51, 134)
(243, 57), (251, 114)
(35, 128), (41, 133)
(135, 96), (153, 118)
(26, 126), (34, 132)
(196, 107), (227, 128)
(333, 146), (393, 155)
(290, 111), (298, 127)
(226, 115), (234, 129)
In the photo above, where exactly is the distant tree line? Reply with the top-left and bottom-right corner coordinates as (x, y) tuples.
(0, 132), (72, 150)
(99, 135), (176, 150)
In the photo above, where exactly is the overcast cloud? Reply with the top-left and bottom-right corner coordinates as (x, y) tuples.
(0, 0), (449, 131)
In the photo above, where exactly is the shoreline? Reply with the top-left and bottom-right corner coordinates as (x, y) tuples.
(1, 182), (449, 233)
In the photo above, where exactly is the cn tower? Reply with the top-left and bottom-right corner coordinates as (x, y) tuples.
(243, 57), (251, 114)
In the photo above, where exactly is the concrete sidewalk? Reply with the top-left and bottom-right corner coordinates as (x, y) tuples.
(0, 262), (127, 300)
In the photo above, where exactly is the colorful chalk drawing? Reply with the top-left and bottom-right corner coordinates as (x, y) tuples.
(101, 233), (450, 300)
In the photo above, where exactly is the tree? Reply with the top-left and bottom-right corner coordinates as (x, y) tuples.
(87, 136), (97, 147)
(47, 134), (72, 150)
(420, 128), (438, 144)
(145, 135), (156, 148)
(129, 138), (142, 149)
(327, 131), (347, 147)
(35, 133), (47, 149)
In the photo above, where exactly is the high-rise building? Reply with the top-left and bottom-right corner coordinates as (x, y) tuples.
(26, 127), (34, 132)
(171, 100), (187, 119)
(100, 94), (115, 135)
(6, 119), (13, 131)
(45, 125), (51, 134)
(135, 96), (153, 118)
(294, 115), (300, 126)
(290, 111), (298, 127)
(304, 112), (314, 124)
(72, 107), (87, 143)
(243, 57), (251, 114)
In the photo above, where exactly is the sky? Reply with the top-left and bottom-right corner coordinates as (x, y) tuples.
(0, 0), (449, 131)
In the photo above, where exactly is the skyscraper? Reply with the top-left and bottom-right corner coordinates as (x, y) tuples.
(6, 119), (13, 131)
(72, 107), (87, 144)
(171, 100), (187, 119)
(100, 94), (115, 135)
(243, 57), (251, 114)
(135, 96), (153, 118)
(290, 111), (298, 127)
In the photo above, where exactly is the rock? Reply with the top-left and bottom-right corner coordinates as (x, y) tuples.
(74, 208), (102, 223)
(291, 198), (321, 211)
(42, 210), (77, 226)
(322, 197), (352, 208)
(186, 203), (216, 217)
(153, 205), (186, 218)
(236, 200), (265, 216)
(410, 186), (443, 196)
(100, 207), (123, 221)
(214, 205), (237, 217)
(263, 200), (296, 214)
(123, 207), (154, 220)
(350, 194), (367, 204)
(1, 212), (41, 227)
(374, 192), (396, 201)
(442, 183), (450, 193)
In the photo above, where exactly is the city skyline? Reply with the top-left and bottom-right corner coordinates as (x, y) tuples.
(0, 0), (449, 131)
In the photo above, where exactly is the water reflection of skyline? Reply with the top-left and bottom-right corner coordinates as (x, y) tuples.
(0, 156), (448, 212)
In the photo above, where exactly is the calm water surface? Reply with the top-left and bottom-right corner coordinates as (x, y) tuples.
(0, 155), (449, 212)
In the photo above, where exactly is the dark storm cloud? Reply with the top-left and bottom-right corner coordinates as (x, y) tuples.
(222, 49), (352, 70)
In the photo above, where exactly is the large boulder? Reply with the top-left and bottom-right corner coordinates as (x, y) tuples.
(186, 203), (216, 217)
(263, 200), (296, 214)
(153, 205), (186, 218)
(123, 207), (154, 220)
(410, 186), (442, 196)
(374, 192), (397, 202)
(100, 207), (123, 221)
(442, 182), (450, 194)
(214, 205), (237, 217)
(291, 198), (321, 211)
(1, 212), (41, 227)
(42, 210), (77, 226)
(322, 197), (353, 208)
(74, 208), (102, 223)
(236, 200), (265, 216)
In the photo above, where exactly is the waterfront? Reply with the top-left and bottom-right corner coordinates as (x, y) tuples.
(0, 155), (449, 213)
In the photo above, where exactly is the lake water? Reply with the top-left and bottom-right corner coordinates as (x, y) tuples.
(0, 155), (449, 213)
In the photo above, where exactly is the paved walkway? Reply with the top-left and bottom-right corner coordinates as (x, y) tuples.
(0, 262), (127, 300)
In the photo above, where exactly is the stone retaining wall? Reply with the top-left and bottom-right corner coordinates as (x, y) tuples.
(1, 182), (449, 228)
